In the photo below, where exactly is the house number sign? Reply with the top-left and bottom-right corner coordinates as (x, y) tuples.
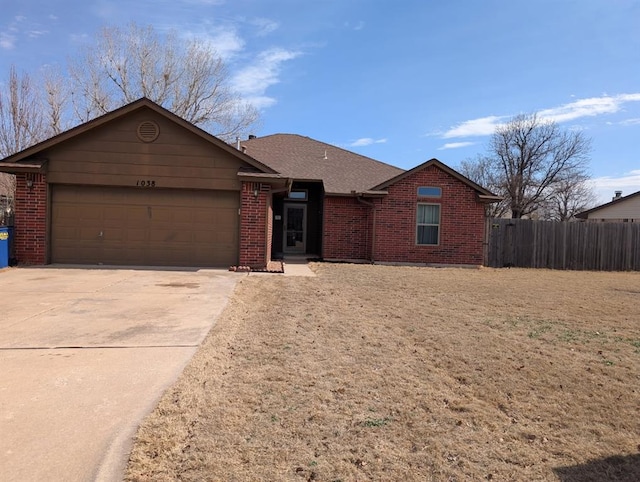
(136, 180), (156, 187)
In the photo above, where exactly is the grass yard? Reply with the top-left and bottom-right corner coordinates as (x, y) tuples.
(125, 264), (640, 481)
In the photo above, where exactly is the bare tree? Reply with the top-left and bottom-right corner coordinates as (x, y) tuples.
(459, 155), (510, 218)
(68, 23), (259, 140)
(0, 66), (45, 158)
(42, 65), (69, 137)
(538, 170), (597, 221)
(0, 173), (15, 224)
(0, 66), (48, 220)
(490, 113), (591, 218)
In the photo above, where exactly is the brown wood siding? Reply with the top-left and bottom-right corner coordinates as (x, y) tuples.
(45, 106), (249, 191)
(51, 185), (239, 267)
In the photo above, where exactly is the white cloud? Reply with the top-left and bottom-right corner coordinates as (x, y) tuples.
(185, 25), (245, 60)
(244, 96), (277, 110)
(49, 14), (59, 21)
(441, 115), (505, 138)
(590, 170), (640, 204)
(619, 117), (640, 126)
(27, 30), (48, 38)
(232, 48), (301, 109)
(440, 93), (640, 139)
(250, 18), (279, 36)
(538, 94), (640, 123)
(437, 141), (475, 150)
(0, 32), (16, 49)
(350, 137), (387, 147)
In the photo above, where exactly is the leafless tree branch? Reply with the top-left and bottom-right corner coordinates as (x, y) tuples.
(67, 23), (259, 140)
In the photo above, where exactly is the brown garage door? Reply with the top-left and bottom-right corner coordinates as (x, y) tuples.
(51, 185), (239, 267)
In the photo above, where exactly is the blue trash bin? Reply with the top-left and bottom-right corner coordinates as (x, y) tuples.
(0, 226), (9, 268)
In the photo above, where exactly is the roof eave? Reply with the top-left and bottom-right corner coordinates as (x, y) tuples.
(237, 171), (290, 188)
(0, 160), (47, 173)
(575, 190), (640, 218)
(323, 190), (389, 197)
(360, 190), (389, 198)
(477, 194), (504, 203)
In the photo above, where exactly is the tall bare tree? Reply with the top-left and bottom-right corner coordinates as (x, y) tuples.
(0, 66), (45, 158)
(489, 113), (591, 218)
(459, 155), (510, 218)
(0, 66), (47, 219)
(68, 23), (259, 140)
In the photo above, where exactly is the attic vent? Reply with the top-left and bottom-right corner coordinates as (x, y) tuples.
(137, 121), (160, 142)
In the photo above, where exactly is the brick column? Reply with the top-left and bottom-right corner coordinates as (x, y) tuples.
(14, 173), (47, 265)
(239, 181), (272, 269)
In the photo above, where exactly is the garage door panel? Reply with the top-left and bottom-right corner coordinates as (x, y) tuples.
(52, 186), (239, 266)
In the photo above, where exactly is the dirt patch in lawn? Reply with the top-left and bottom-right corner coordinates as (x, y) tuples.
(125, 264), (640, 481)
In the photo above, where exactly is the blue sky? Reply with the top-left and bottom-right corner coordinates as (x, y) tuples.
(1, 0), (639, 203)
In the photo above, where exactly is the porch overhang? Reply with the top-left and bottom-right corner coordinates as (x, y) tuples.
(237, 171), (290, 189)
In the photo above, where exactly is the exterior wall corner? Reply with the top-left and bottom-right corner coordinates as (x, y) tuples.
(14, 173), (48, 265)
(239, 181), (272, 268)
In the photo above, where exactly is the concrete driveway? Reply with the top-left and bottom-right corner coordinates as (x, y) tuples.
(0, 266), (241, 481)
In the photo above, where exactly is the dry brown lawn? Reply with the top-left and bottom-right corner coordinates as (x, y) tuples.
(125, 264), (640, 482)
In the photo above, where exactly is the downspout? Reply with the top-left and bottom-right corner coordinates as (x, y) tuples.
(357, 196), (376, 263)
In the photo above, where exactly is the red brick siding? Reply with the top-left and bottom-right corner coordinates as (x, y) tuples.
(14, 173), (48, 265)
(373, 165), (485, 265)
(239, 181), (271, 268)
(322, 196), (372, 261)
(266, 193), (273, 264)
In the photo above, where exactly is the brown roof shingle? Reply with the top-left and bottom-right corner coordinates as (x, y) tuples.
(242, 134), (404, 195)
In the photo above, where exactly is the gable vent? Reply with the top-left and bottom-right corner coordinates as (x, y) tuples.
(137, 121), (160, 142)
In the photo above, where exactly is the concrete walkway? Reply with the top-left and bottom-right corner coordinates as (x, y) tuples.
(0, 267), (240, 482)
(282, 259), (316, 277)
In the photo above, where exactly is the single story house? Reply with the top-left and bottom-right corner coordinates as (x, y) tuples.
(0, 98), (500, 269)
(576, 190), (640, 223)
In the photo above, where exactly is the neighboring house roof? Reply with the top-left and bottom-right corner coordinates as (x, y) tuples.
(0, 97), (276, 175)
(576, 190), (640, 219)
(242, 134), (404, 195)
(373, 158), (502, 201)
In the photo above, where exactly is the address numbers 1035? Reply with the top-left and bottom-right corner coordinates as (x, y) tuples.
(136, 180), (156, 187)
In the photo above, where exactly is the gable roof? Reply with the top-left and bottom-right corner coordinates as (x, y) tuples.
(0, 97), (276, 174)
(575, 190), (640, 218)
(242, 134), (404, 195)
(372, 158), (502, 201)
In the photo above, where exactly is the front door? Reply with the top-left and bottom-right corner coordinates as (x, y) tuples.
(283, 204), (306, 253)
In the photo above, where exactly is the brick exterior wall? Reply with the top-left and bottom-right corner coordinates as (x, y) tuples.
(373, 165), (485, 265)
(239, 181), (272, 268)
(322, 165), (486, 265)
(322, 196), (372, 261)
(14, 172), (47, 265)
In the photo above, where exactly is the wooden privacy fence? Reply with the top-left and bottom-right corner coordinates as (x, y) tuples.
(487, 218), (640, 271)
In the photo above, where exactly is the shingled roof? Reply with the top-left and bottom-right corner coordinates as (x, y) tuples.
(241, 134), (404, 195)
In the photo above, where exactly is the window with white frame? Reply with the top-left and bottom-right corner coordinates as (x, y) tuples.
(416, 203), (440, 245)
